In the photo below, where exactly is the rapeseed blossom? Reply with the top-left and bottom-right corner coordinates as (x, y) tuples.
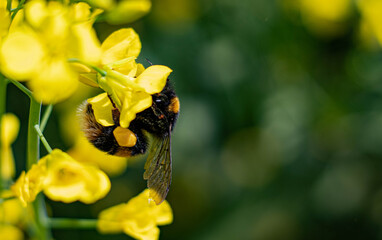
(105, 0), (151, 24)
(97, 189), (173, 240)
(11, 149), (110, 206)
(0, 1), (101, 104)
(81, 28), (172, 128)
(0, 191), (26, 225)
(86, 0), (151, 24)
(1, 113), (19, 179)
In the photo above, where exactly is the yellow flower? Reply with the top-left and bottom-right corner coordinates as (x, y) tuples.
(298, 0), (352, 37)
(1, 113), (19, 180)
(43, 149), (111, 203)
(0, 191), (26, 225)
(80, 28), (172, 128)
(0, 1), (101, 104)
(11, 149), (110, 206)
(357, 0), (382, 46)
(78, 28), (141, 87)
(87, 0), (115, 10)
(84, 0), (151, 24)
(11, 166), (46, 207)
(105, 0), (151, 25)
(97, 189), (173, 240)
(0, 0), (19, 67)
(99, 64), (172, 128)
(0, 225), (23, 240)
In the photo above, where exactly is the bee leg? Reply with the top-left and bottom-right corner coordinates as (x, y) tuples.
(112, 108), (120, 125)
(129, 127), (148, 156)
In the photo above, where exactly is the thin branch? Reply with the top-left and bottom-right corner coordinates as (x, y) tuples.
(49, 218), (98, 229)
(40, 105), (53, 132)
(8, 79), (33, 99)
(34, 124), (52, 153)
(68, 58), (106, 77)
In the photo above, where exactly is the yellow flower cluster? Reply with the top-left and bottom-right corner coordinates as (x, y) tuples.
(0, 0), (101, 104)
(98, 189), (173, 240)
(11, 149), (110, 206)
(1, 0), (174, 238)
(0, 0), (170, 128)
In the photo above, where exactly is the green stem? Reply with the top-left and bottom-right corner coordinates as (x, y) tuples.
(67, 58), (107, 77)
(49, 218), (98, 229)
(7, 79), (51, 238)
(27, 100), (41, 169)
(6, 0), (11, 11)
(10, 0), (26, 20)
(28, 98), (51, 240)
(8, 79), (33, 99)
(0, 75), (7, 192)
(40, 105), (53, 132)
(34, 125), (52, 153)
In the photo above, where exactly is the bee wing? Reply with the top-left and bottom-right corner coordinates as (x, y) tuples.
(143, 131), (172, 205)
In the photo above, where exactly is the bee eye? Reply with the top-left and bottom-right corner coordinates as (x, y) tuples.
(155, 99), (162, 103)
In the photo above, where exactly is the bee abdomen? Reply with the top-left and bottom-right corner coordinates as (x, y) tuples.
(78, 101), (148, 157)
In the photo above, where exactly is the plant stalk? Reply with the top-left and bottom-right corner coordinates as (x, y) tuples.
(27, 95), (51, 240)
(49, 218), (98, 229)
(0, 74), (8, 192)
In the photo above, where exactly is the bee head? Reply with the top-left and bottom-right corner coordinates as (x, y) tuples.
(150, 79), (179, 129)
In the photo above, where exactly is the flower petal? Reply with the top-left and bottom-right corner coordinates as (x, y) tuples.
(106, 0), (152, 24)
(1, 113), (20, 147)
(0, 225), (23, 240)
(135, 65), (172, 94)
(101, 28), (141, 65)
(153, 200), (173, 225)
(87, 93), (115, 126)
(70, 23), (101, 65)
(25, 0), (48, 28)
(0, 113), (19, 179)
(97, 189), (172, 239)
(119, 91), (152, 128)
(28, 58), (78, 104)
(43, 149), (111, 204)
(0, 9), (10, 40)
(0, 27), (45, 80)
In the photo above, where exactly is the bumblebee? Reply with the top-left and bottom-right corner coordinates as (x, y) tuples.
(79, 79), (179, 204)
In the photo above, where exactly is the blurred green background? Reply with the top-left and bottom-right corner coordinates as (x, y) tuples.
(6, 0), (382, 239)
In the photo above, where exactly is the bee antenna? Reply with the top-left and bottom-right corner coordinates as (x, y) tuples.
(145, 58), (153, 66)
